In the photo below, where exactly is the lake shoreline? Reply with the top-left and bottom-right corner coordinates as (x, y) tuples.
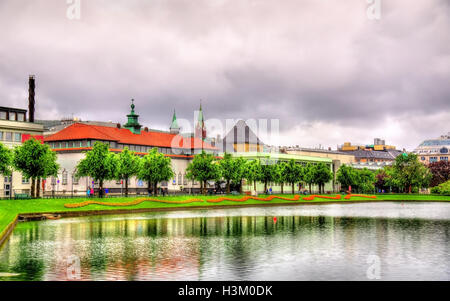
(1, 197), (449, 249)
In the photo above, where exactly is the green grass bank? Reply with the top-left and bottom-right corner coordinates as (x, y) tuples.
(1, 194), (449, 246)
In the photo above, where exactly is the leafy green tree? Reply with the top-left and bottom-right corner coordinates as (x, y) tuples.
(303, 163), (315, 194)
(274, 161), (287, 194)
(337, 164), (359, 192)
(116, 147), (140, 197)
(357, 168), (376, 193)
(390, 153), (431, 193)
(243, 159), (262, 192)
(186, 151), (221, 195)
(219, 153), (237, 194)
(260, 161), (276, 193)
(13, 138), (59, 198)
(284, 159), (303, 194)
(231, 157), (246, 194)
(0, 142), (13, 176)
(138, 148), (174, 196)
(313, 163), (333, 194)
(76, 142), (117, 198)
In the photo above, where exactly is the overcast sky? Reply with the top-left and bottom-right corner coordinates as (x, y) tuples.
(0, 0), (449, 150)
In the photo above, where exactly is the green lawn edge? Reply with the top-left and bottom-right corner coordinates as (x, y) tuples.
(1, 194), (449, 246)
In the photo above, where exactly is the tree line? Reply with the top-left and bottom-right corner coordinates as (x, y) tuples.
(3, 139), (447, 198)
(336, 153), (449, 194)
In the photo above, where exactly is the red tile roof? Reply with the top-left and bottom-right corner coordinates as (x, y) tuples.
(44, 123), (217, 150)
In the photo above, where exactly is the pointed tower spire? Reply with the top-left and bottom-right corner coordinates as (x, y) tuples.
(170, 109), (180, 134)
(123, 98), (142, 134)
(195, 100), (207, 141)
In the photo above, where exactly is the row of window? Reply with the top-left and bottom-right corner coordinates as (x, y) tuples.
(0, 131), (22, 142)
(48, 140), (216, 156)
(0, 111), (26, 122)
(426, 156), (448, 163)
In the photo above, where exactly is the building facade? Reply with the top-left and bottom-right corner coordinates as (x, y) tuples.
(414, 133), (450, 164)
(0, 106), (44, 198)
(42, 102), (218, 196)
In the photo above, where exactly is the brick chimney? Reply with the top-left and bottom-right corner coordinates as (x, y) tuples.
(28, 75), (35, 122)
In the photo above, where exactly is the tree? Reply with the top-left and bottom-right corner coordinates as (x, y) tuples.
(303, 163), (315, 194)
(357, 168), (376, 193)
(260, 160), (276, 193)
(231, 157), (246, 194)
(274, 161), (287, 194)
(284, 159), (303, 194)
(116, 147), (140, 197)
(219, 153), (237, 194)
(337, 164), (359, 192)
(186, 151), (221, 195)
(313, 163), (333, 194)
(0, 142), (13, 176)
(375, 169), (389, 192)
(243, 159), (262, 192)
(13, 138), (59, 198)
(75, 142), (117, 198)
(428, 161), (450, 187)
(390, 153), (431, 193)
(138, 148), (174, 196)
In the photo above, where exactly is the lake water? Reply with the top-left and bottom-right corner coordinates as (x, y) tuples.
(0, 202), (449, 281)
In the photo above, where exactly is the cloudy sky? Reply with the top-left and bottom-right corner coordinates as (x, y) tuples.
(0, 0), (449, 150)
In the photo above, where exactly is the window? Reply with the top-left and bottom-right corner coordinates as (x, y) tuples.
(178, 173), (182, 186)
(0, 132), (3, 140)
(440, 157), (448, 161)
(183, 173), (187, 185)
(62, 171), (68, 185)
(17, 113), (25, 122)
(5, 132), (12, 142)
(430, 157), (438, 163)
(8, 112), (16, 121)
(73, 174), (79, 185)
(22, 177), (30, 184)
(0, 111), (6, 120)
(87, 140), (91, 147)
(421, 157), (425, 161)
(14, 133), (21, 142)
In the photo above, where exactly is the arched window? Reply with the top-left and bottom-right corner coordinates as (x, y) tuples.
(62, 170), (68, 185)
(178, 173), (182, 186)
(183, 173), (188, 185)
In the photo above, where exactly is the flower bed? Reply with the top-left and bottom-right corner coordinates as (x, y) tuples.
(302, 195), (342, 201)
(64, 198), (204, 209)
(64, 194), (377, 209)
(206, 195), (302, 203)
(343, 194), (377, 200)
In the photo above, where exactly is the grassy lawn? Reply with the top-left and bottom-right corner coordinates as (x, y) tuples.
(1, 193), (449, 241)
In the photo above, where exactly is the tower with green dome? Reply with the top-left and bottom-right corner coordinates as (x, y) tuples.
(123, 99), (142, 134)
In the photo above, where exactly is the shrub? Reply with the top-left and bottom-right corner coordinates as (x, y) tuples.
(433, 180), (450, 195)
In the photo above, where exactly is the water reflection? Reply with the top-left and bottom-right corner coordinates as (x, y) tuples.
(0, 203), (449, 281)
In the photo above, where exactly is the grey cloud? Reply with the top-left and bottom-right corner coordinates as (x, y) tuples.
(0, 0), (449, 150)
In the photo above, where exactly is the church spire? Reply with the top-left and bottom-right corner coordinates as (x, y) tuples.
(195, 100), (206, 141)
(123, 99), (142, 134)
(170, 109), (180, 134)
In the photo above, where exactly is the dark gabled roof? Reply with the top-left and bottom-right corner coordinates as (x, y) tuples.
(222, 120), (264, 145)
(348, 149), (402, 160)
